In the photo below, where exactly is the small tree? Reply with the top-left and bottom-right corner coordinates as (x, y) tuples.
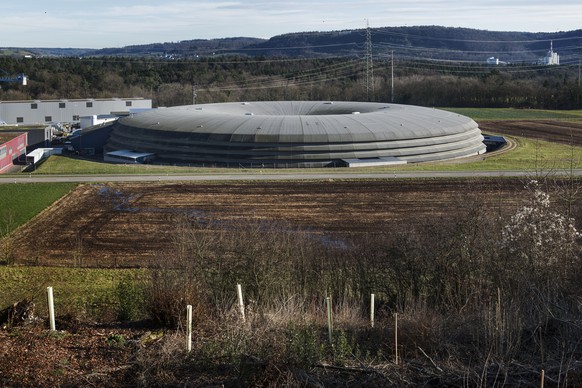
(501, 180), (580, 268)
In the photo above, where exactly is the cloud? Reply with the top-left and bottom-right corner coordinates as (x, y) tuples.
(1, 0), (581, 48)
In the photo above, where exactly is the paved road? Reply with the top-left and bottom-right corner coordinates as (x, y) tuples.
(1, 169), (582, 184)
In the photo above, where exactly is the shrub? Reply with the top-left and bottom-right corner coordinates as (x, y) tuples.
(285, 323), (325, 368)
(116, 275), (144, 321)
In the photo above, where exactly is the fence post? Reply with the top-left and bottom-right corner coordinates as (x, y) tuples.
(186, 304), (192, 352)
(370, 293), (375, 328)
(394, 312), (399, 365)
(47, 286), (56, 331)
(237, 284), (245, 322)
(326, 296), (333, 343)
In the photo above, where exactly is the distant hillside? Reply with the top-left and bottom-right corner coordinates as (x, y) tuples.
(2, 26), (581, 63)
(0, 47), (94, 57)
(237, 26), (582, 63)
(86, 26), (582, 64)
(89, 37), (266, 58)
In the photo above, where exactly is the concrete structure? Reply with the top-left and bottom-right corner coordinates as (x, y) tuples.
(80, 114), (119, 129)
(0, 98), (152, 125)
(98, 101), (486, 168)
(0, 132), (27, 173)
(104, 150), (156, 164)
(25, 147), (61, 165)
(540, 41), (559, 65)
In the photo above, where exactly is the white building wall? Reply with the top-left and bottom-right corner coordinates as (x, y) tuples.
(0, 98), (152, 125)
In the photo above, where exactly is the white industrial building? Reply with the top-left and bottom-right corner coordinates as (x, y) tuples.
(540, 41), (559, 65)
(0, 98), (152, 125)
(486, 57), (507, 65)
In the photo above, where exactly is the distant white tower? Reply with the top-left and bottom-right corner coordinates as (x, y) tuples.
(542, 41), (560, 65)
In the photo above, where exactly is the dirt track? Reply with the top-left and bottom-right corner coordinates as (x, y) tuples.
(11, 179), (531, 267)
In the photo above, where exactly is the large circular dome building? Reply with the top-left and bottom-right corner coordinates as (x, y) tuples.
(104, 101), (486, 167)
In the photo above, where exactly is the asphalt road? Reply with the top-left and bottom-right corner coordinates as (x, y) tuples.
(1, 169), (582, 184)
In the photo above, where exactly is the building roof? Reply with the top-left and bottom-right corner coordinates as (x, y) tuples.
(123, 101), (476, 143)
(106, 101), (486, 167)
(0, 131), (24, 144)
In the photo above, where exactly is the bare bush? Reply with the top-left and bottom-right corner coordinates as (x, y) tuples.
(133, 182), (582, 384)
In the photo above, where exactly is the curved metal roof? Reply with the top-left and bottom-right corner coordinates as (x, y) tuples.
(107, 101), (486, 167)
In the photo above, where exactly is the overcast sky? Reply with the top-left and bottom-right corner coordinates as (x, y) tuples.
(2, 0), (582, 49)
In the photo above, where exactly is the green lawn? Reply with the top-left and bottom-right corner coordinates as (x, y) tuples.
(0, 266), (145, 317)
(391, 137), (582, 172)
(23, 136), (582, 175)
(27, 156), (234, 175)
(0, 183), (76, 237)
(442, 107), (582, 121)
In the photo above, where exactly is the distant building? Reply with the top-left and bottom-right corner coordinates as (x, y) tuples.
(0, 132), (27, 173)
(0, 98), (152, 126)
(487, 57), (499, 65)
(486, 57), (507, 65)
(540, 41), (559, 65)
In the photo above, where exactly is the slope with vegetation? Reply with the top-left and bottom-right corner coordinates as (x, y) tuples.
(1, 26), (581, 109)
(1, 178), (581, 386)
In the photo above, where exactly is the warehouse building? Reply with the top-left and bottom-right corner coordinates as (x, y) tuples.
(0, 98), (152, 126)
(0, 132), (27, 173)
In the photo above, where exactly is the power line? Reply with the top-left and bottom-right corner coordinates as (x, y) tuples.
(365, 20), (374, 101)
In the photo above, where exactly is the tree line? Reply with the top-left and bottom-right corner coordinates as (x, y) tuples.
(1, 56), (581, 109)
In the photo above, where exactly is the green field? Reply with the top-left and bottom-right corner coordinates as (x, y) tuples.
(28, 156), (215, 175)
(0, 183), (76, 237)
(442, 107), (582, 121)
(0, 266), (145, 317)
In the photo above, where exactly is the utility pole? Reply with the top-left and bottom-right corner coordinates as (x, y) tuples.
(578, 41), (581, 86)
(391, 50), (394, 102)
(365, 20), (374, 101)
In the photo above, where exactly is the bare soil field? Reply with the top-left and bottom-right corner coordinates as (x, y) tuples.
(479, 120), (582, 146)
(10, 179), (531, 267)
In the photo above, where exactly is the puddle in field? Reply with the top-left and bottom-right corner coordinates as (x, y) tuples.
(91, 184), (348, 249)
(93, 184), (208, 217)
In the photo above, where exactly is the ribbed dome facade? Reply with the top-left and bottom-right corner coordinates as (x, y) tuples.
(105, 101), (486, 167)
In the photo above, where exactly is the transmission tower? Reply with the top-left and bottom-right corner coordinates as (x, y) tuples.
(365, 20), (374, 101)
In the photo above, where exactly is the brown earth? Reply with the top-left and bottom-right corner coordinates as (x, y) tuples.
(0, 324), (146, 387)
(10, 179), (531, 268)
(479, 120), (582, 146)
(3, 120), (582, 386)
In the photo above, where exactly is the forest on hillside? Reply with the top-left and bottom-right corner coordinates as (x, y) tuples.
(1, 55), (581, 109)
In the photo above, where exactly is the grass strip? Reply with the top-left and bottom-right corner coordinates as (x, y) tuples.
(0, 183), (76, 237)
(0, 266), (146, 317)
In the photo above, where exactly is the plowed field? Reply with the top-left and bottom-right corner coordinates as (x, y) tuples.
(11, 179), (531, 267)
(479, 120), (582, 146)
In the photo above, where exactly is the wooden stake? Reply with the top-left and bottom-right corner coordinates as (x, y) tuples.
(370, 293), (375, 328)
(236, 284), (245, 322)
(186, 304), (192, 352)
(47, 286), (56, 331)
(541, 369), (545, 388)
(326, 296), (333, 343)
(394, 312), (399, 365)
